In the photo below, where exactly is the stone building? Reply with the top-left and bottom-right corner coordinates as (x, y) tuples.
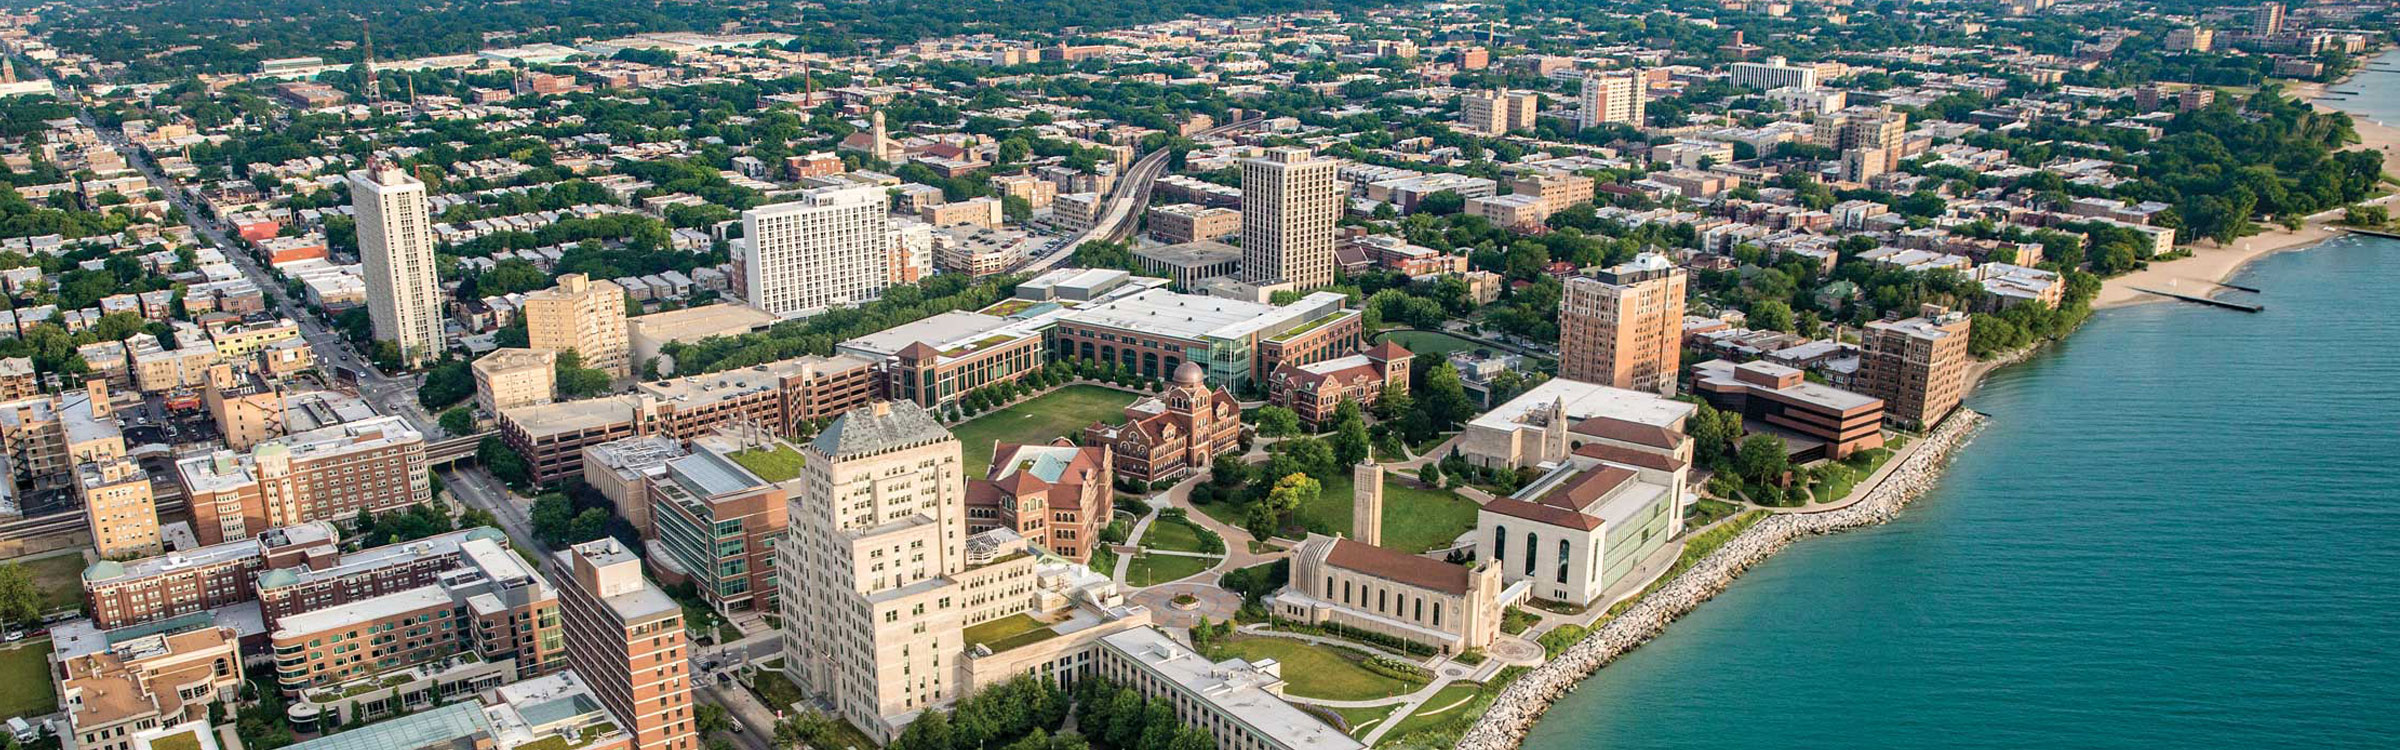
(1082, 363), (1243, 484)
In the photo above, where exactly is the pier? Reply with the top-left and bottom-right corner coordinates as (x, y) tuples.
(2130, 287), (2263, 312)
(2339, 226), (2400, 241)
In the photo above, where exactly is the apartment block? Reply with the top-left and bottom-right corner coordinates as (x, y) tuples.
(740, 185), (894, 319)
(0, 382), (123, 515)
(350, 163), (444, 368)
(58, 626), (245, 750)
(526, 274), (632, 378)
(1459, 89), (1539, 135)
(499, 353), (877, 484)
(178, 415), (429, 545)
(557, 539), (697, 750)
(79, 456), (162, 559)
(474, 347), (558, 416)
(1859, 308), (1972, 429)
(1239, 147), (1341, 291)
(270, 537), (562, 709)
(1577, 71), (1646, 129)
(1144, 203), (1240, 245)
(1559, 253), (1689, 396)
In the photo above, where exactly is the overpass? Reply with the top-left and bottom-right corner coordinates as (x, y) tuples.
(1016, 118), (1264, 275)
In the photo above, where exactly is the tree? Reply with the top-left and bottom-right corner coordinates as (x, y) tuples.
(1419, 460), (1444, 488)
(1749, 300), (1796, 332)
(481, 435), (533, 488)
(0, 562), (40, 625)
(1331, 401), (1370, 466)
(556, 350), (613, 398)
(1736, 435), (1790, 485)
(695, 703), (734, 736)
(439, 406), (477, 436)
(1420, 362), (1475, 430)
(1252, 406), (1302, 437)
(1259, 472), (1319, 532)
(531, 494), (574, 546)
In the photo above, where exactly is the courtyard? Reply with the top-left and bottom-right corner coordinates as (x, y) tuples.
(950, 384), (1142, 476)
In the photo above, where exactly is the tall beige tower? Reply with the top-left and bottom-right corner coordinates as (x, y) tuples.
(349, 162), (443, 368)
(1577, 71), (1647, 130)
(524, 274), (631, 378)
(1352, 460), (1383, 547)
(1560, 252), (1687, 395)
(80, 456), (160, 559)
(1239, 147), (1341, 290)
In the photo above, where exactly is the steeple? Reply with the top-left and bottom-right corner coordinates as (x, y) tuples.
(360, 20), (380, 104)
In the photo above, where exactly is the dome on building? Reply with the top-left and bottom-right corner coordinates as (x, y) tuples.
(83, 559), (126, 582)
(1172, 361), (1206, 385)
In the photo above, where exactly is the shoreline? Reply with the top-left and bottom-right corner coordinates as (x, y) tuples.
(1453, 50), (2400, 750)
(2096, 55), (2400, 310)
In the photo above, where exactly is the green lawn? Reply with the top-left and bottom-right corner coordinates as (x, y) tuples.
(1293, 474), (1481, 554)
(747, 660), (805, 711)
(953, 385), (1142, 476)
(1376, 330), (1482, 358)
(1500, 607), (1539, 636)
(148, 729), (204, 750)
(1204, 636), (1426, 701)
(1685, 498), (1742, 527)
(1331, 704), (1398, 738)
(962, 613), (1060, 653)
(1137, 517), (1211, 553)
(1382, 680), (1492, 740)
(0, 640), (58, 718)
(726, 444), (805, 482)
(13, 553), (87, 612)
(1125, 553), (1216, 586)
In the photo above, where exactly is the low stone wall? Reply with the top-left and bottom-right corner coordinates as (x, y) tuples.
(1454, 410), (1990, 750)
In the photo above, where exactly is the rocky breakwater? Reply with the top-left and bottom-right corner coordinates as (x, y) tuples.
(1455, 411), (1991, 750)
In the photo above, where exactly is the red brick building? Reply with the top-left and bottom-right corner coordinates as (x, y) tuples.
(1266, 341), (1413, 430)
(965, 441), (1113, 561)
(1083, 363), (1243, 483)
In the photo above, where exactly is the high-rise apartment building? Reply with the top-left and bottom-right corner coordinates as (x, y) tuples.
(349, 163), (444, 368)
(1728, 56), (1819, 91)
(1459, 89), (1539, 135)
(178, 415), (430, 544)
(79, 456), (160, 559)
(1238, 147), (1341, 290)
(557, 539), (696, 750)
(0, 381), (123, 515)
(2165, 26), (2215, 52)
(1576, 71), (1647, 129)
(526, 274), (632, 378)
(739, 185), (893, 319)
(2253, 2), (2285, 36)
(1860, 307), (1973, 429)
(1559, 253), (1688, 395)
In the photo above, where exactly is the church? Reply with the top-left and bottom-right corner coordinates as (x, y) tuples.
(1082, 362), (1243, 484)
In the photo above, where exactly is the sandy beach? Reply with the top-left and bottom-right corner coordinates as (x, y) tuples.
(2095, 75), (2400, 310)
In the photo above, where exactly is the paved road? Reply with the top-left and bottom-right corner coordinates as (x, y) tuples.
(83, 109), (439, 436)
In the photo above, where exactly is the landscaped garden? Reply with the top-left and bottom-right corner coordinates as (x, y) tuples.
(726, 443), (806, 482)
(962, 613), (1061, 653)
(747, 659), (806, 710)
(951, 385), (1141, 476)
(1202, 635), (1428, 701)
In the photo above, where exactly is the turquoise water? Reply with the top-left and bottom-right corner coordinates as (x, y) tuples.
(1521, 237), (2400, 749)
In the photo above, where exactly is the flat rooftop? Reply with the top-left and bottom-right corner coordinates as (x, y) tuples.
(628, 303), (778, 340)
(1101, 628), (1364, 750)
(1470, 377), (1697, 433)
(501, 395), (641, 438)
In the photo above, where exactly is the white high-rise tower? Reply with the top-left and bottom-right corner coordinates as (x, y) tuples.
(349, 162), (443, 367)
(739, 184), (892, 318)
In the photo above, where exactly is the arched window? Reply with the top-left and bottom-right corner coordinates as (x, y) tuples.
(1325, 576), (1335, 597)
(1433, 602), (1442, 627)
(1343, 581), (1352, 604)
(1493, 525), (1508, 563)
(1377, 589), (1387, 613)
(1413, 598), (1423, 622)
(1523, 532), (1538, 576)
(1556, 539), (1571, 584)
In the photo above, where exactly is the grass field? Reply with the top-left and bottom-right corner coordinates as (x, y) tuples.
(953, 385), (1141, 476)
(1383, 681), (1483, 737)
(1125, 553), (1216, 586)
(1293, 474), (1481, 553)
(1137, 517), (1212, 553)
(726, 444), (806, 482)
(0, 640), (58, 718)
(1204, 636), (1426, 701)
(13, 553), (87, 612)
